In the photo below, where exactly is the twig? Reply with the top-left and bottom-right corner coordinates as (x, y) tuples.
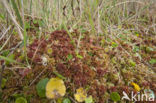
(145, 24), (156, 35)
(4, 66), (27, 70)
(0, 34), (12, 52)
(10, 41), (23, 55)
(30, 39), (44, 65)
(0, 41), (22, 55)
(107, 0), (144, 10)
(29, 68), (46, 86)
(76, 31), (82, 54)
(69, 96), (78, 103)
(0, 26), (11, 41)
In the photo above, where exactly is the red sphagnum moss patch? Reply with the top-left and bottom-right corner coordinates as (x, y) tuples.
(1, 30), (156, 103)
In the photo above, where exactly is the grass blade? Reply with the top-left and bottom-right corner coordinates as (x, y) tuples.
(53, 71), (66, 80)
(11, 0), (23, 27)
(0, 55), (20, 64)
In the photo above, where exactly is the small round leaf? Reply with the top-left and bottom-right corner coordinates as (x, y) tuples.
(1, 78), (7, 88)
(15, 97), (27, 103)
(63, 98), (71, 103)
(110, 92), (120, 102)
(36, 78), (49, 97)
(85, 96), (93, 103)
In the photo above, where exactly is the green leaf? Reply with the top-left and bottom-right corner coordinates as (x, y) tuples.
(0, 14), (5, 20)
(100, 39), (105, 44)
(135, 33), (139, 37)
(12, 93), (23, 98)
(1, 78), (7, 88)
(129, 60), (136, 67)
(80, 28), (87, 34)
(53, 71), (66, 80)
(36, 78), (49, 97)
(133, 46), (140, 52)
(33, 20), (38, 24)
(149, 59), (156, 64)
(145, 47), (154, 53)
(15, 97), (27, 103)
(57, 98), (63, 103)
(38, 20), (44, 27)
(119, 34), (126, 41)
(0, 55), (20, 64)
(88, 52), (94, 56)
(24, 22), (31, 30)
(5, 54), (15, 65)
(111, 42), (118, 48)
(111, 57), (117, 64)
(76, 54), (83, 59)
(63, 98), (71, 103)
(67, 54), (73, 61)
(106, 38), (111, 42)
(2, 50), (10, 57)
(85, 96), (93, 103)
(110, 92), (120, 102)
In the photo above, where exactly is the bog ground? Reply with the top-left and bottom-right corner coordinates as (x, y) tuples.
(0, 0), (156, 103)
